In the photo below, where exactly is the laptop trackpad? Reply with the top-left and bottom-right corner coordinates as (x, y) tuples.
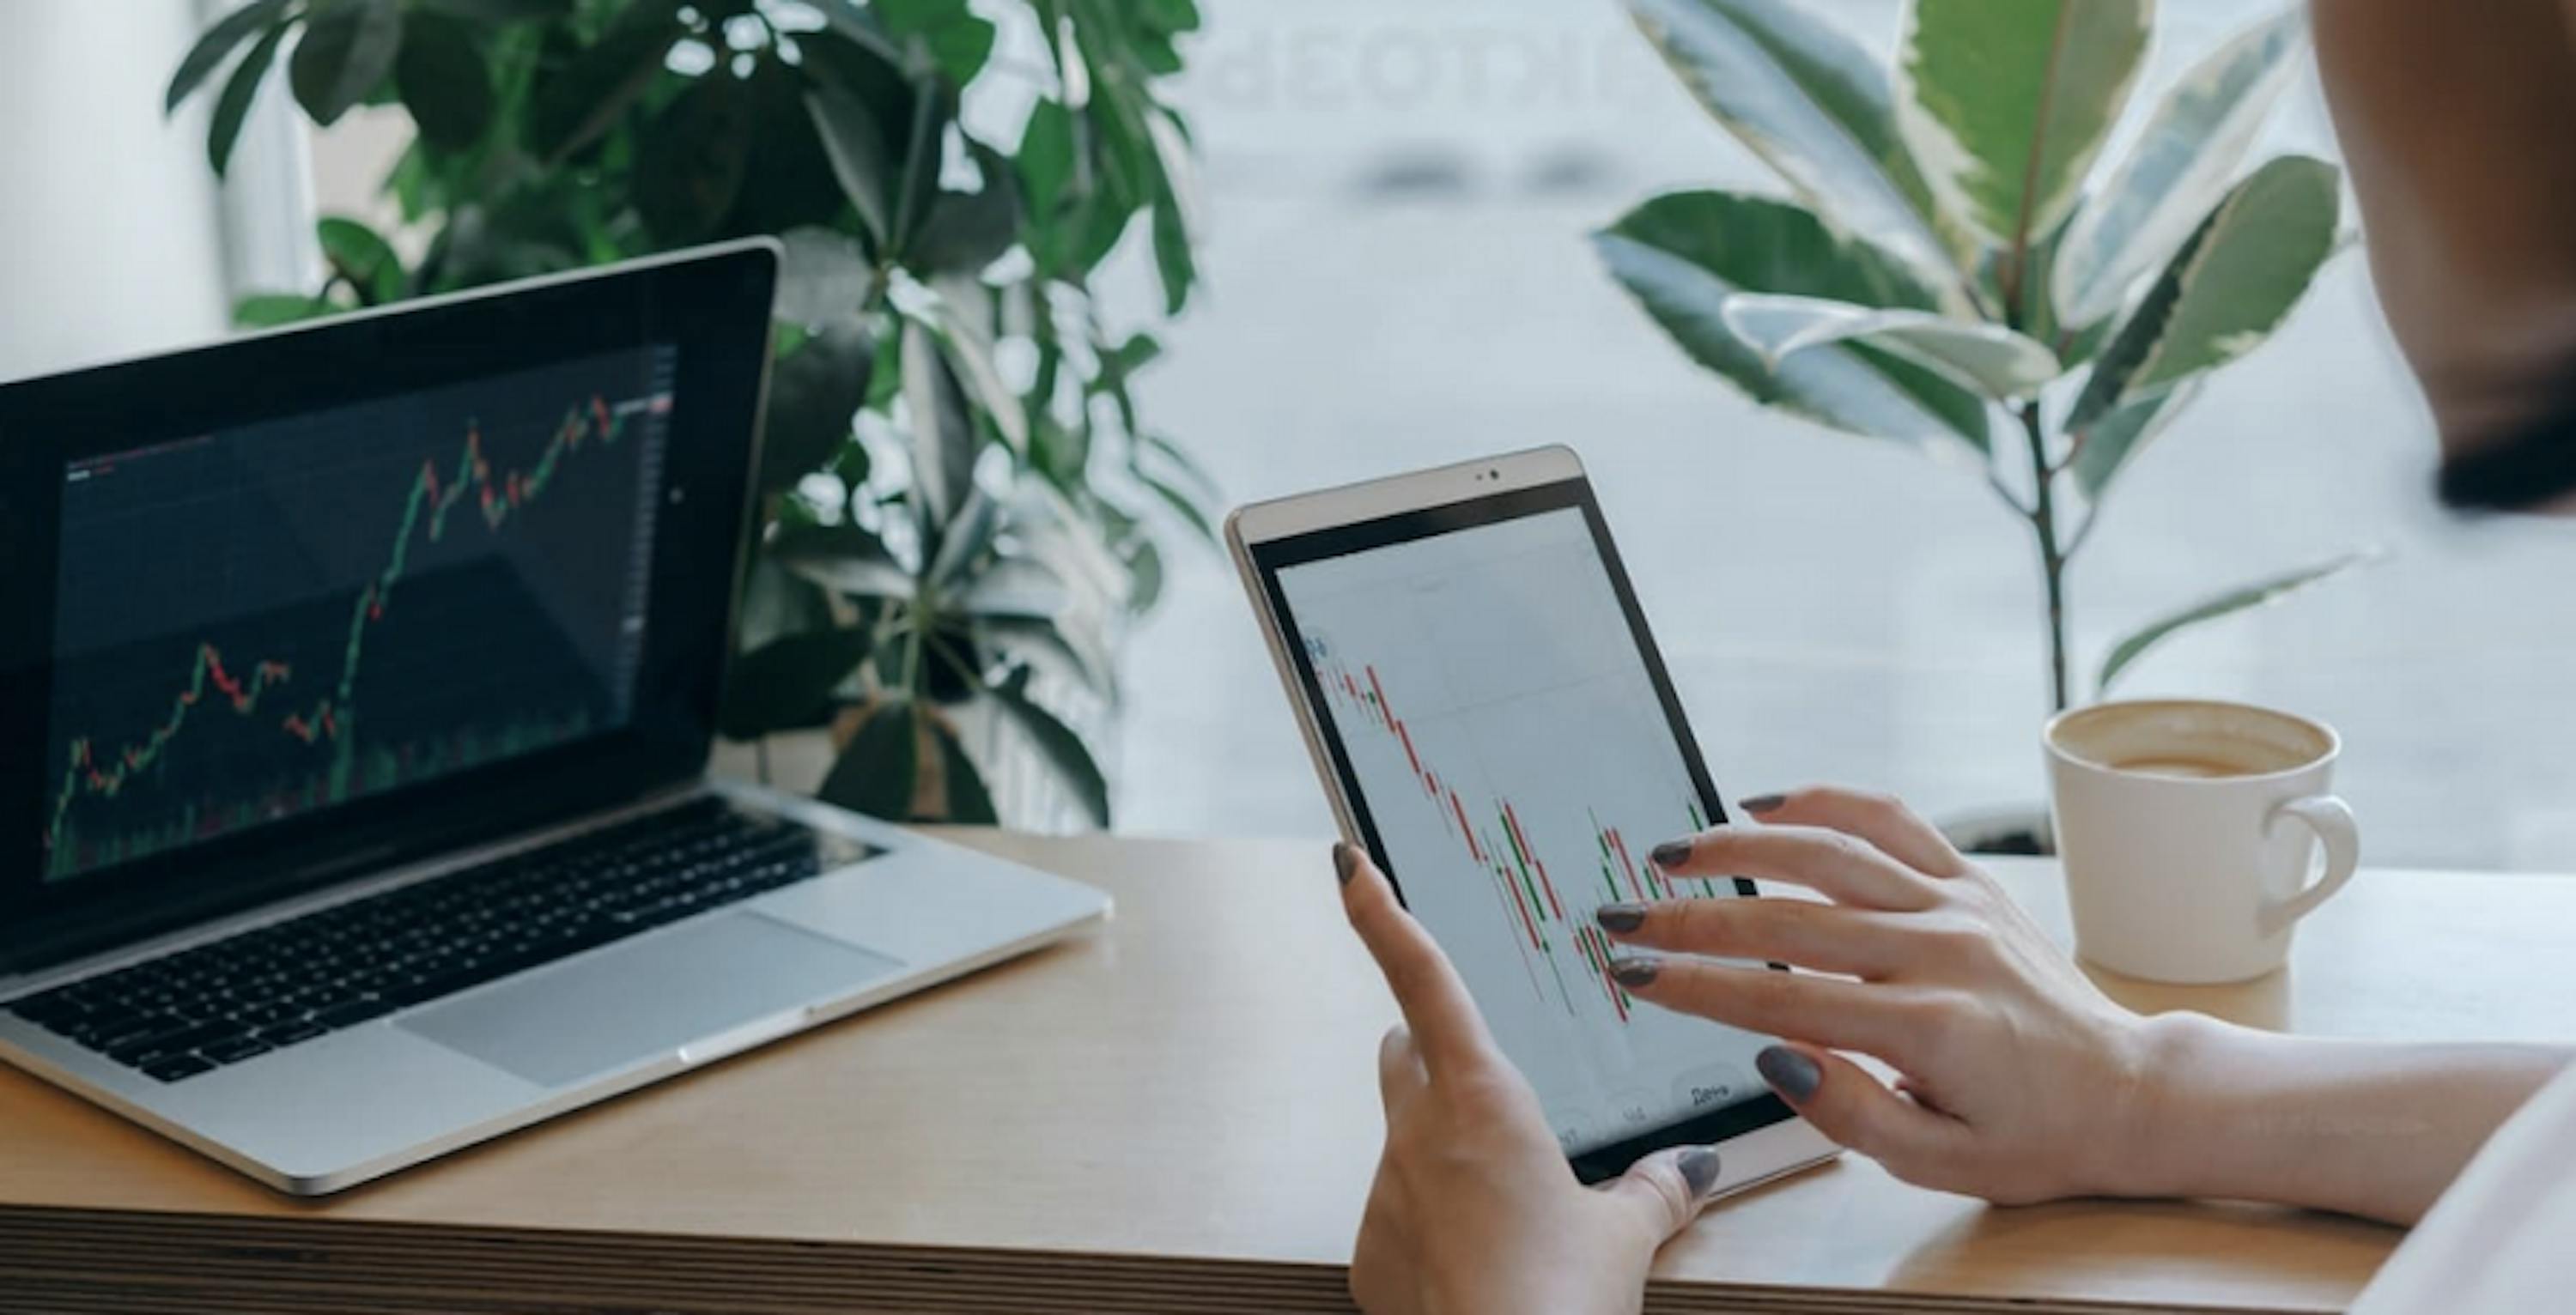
(400, 912), (906, 1088)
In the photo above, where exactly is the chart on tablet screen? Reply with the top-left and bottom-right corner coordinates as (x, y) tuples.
(1275, 506), (1769, 1154)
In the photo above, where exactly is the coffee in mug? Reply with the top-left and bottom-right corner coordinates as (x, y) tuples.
(2044, 700), (2359, 984)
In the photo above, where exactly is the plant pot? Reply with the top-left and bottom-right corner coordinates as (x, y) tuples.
(1938, 803), (2057, 857)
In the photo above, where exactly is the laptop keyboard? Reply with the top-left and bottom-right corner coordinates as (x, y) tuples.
(4, 797), (873, 1084)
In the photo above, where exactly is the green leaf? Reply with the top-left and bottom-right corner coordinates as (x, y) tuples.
(1716, 294), (2063, 399)
(1146, 112), (1199, 313)
(531, 11), (682, 161)
(2097, 549), (2380, 694)
(1018, 98), (1080, 222)
(2050, 8), (2306, 330)
(2068, 376), (2201, 500)
(804, 89), (898, 245)
(775, 227), (876, 326)
(1595, 191), (1993, 454)
(2069, 155), (2342, 433)
(316, 216), (404, 305)
(799, 28), (931, 248)
(987, 667), (1110, 827)
(394, 12), (495, 150)
(209, 21), (294, 177)
(818, 700), (919, 821)
(1139, 470), (1218, 545)
(1151, 192), (1195, 317)
(760, 321), (876, 493)
(872, 0), (998, 86)
(978, 614), (1112, 698)
(167, 0), (290, 115)
(884, 81), (954, 261)
(1139, 0), (1201, 35)
(925, 716), (1000, 825)
(414, 0), (574, 21)
(1125, 535), (1165, 613)
(775, 522), (916, 601)
(1895, 0), (2150, 263)
(234, 292), (337, 328)
(738, 553), (835, 653)
(719, 627), (875, 740)
(1109, 332), (1163, 377)
(1622, 0), (1959, 300)
(908, 144), (1024, 274)
(290, 0), (406, 127)
(901, 319), (980, 530)
(723, 54), (854, 239)
(805, 0), (902, 62)
(908, 296), (1027, 452)
(634, 72), (755, 244)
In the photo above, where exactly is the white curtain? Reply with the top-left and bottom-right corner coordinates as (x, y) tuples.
(0, 0), (311, 382)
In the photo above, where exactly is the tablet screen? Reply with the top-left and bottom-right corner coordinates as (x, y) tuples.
(1259, 487), (1783, 1162)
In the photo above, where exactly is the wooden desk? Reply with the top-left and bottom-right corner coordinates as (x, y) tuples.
(5, 837), (2574, 1314)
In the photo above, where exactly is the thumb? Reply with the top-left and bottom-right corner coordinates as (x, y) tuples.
(1599, 1144), (1724, 1245)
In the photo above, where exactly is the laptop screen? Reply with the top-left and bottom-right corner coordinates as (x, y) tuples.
(0, 245), (777, 971)
(42, 348), (676, 882)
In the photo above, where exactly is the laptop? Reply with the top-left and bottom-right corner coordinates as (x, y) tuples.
(0, 242), (1110, 1195)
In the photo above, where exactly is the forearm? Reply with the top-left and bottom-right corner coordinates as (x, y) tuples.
(2117, 1013), (2570, 1225)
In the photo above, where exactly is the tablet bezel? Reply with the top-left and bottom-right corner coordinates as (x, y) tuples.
(1228, 445), (1825, 1184)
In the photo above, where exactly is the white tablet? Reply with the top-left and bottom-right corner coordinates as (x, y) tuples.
(1229, 445), (1840, 1191)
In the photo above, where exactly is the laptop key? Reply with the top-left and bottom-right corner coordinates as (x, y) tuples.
(200, 1037), (274, 1065)
(313, 997), (396, 1029)
(143, 1056), (216, 1083)
(107, 1021), (244, 1065)
(258, 1021), (327, 1047)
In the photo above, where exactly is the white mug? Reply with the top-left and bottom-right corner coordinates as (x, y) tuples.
(2044, 700), (2360, 985)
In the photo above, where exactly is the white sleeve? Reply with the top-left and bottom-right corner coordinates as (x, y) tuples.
(2351, 1061), (2576, 1312)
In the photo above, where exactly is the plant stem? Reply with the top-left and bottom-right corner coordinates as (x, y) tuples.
(2020, 403), (2071, 712)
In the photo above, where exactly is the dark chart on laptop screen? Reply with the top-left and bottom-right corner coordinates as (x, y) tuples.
(39, 347), (677, 883)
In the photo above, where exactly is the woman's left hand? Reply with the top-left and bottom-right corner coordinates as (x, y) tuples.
(1335, 842), (1724, 1315)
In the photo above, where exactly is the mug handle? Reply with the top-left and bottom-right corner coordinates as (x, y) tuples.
(2258, 795), (2360, 936)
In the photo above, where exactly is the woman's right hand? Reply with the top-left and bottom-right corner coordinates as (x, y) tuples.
(1601, 787), (2161, 1205)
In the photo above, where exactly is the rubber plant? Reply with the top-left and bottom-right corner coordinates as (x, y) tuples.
(170, 0), (1218, 827)
(1598, 0), (2369, 712)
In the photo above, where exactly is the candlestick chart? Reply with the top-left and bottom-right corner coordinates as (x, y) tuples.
(1275, 504), (1769, 1154)
(1316, 656), (1721, 1025)
(42, 349), (673, 881)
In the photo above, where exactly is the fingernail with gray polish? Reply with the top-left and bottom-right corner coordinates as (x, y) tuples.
(1595, 902), (1648, 933)
(1333, 842), (1358, 886)
(1738, 794), (1788, 815)
(1678, 1148), (1722, 1198)
(1649, 839), (1692, 870)
(1757, 1045), (1822, 1101)
(1608, 954), (1661, 988)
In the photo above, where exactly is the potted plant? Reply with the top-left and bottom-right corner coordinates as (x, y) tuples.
(169, 0), (1216, 830)
(1594, 0), (2370, 851)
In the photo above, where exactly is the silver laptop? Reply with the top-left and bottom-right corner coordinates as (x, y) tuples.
(0, 242), (1109, 1195)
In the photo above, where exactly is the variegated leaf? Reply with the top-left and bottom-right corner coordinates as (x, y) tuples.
(2052, 7), (2308, 330)
(2097, 548), (2380, 694)
(1623, 0), (1965, 305)
(2069, 375), (2202, 499)
(2069, 154), (2341, 433)
(1718, 294), (2063, 399)
(1596, 191), (1993, 455)
(1896, 0), (2151, 261)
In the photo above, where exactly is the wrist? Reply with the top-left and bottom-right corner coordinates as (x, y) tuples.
(2098, 1010), (2251, 1200)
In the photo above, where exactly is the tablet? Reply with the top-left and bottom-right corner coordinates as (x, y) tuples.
(1229, 445), (1839, 1190)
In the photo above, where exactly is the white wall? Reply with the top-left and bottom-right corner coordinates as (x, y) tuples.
(0, 0), (236, 380)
